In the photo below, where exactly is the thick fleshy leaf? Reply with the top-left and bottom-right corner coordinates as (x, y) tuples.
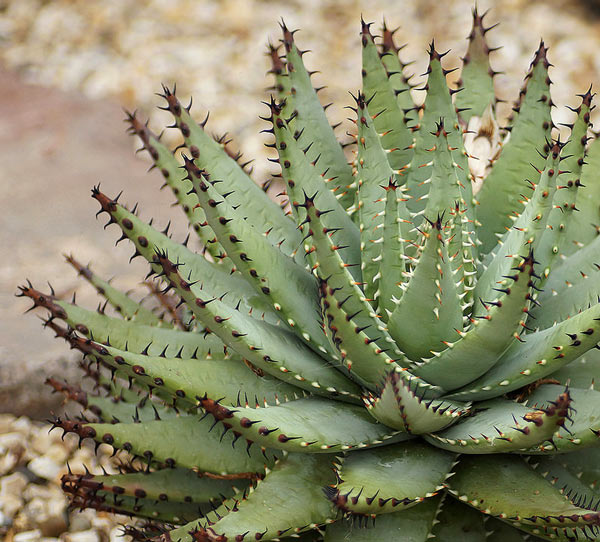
(426, 390), (572, 454)
(154, 252), (361, 401)
(412, 251), (537, 390)
(50, 413), (280, 476)
(364, 370), (470, 433)
(455, 8), (497, 123)
(65, 254), (162, 326)
(158, 86), (301, 257)
(325, 442), (454, 515)
(388, 214), (463, 361)
(279, 23), (355, 210)
(164, 453), (337, 542)
(475, 42), (552, 254)
(197, 395), (408, 454)
(124, 110), (225, 261)
(449, 455), (600, 530)
(361, 20), (413, 171)
(324, 496), (442, 541)
(446, 301), (600, 401)
(524, 385), (600, 453)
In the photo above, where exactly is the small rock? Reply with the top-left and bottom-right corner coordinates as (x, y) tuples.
(28, 455), (63, 481)
(66, 508), (94, 532)
(0, 492), (23, 520)
(109, 526), (129, 541)
(1, 471), (28, 496)
(60, 529), (102, 542)
(0, 450), (21, 476)
(0, 432), (26, 453)
(14, 529), (42, 542)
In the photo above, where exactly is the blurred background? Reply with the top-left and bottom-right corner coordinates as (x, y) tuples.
(1, 0), (600, 539)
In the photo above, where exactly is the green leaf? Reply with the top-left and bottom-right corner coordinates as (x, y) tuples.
(167, 453), (337, 542)
(51, 413), (279, 476)
(455, 8), (497, 122)
(355, 91), (399, 306)
(154, 251), (361, 401)
(432, 496), (488, 541)
(270, 98), (361, 275)
(412, 252), (537, 390)
(361, 20), (413, 171)
(388, 215), (464, 361)
(65, 254), (162, 326)
(324, 496), (442, 541)
(562, 133), (600, 257)
(19, 282), (230, 359)
(475, 42), (552, 254)
(446, 301), (600, 401)
(378, 22), (417, 125)
(448, 455), (600, 531)
(375, 179), (412, 317)
(475, 144), (561, 307)
(404, 46), (471, 224)
(124, 110), (225, 261)
(198, 395), (407, 454)
(535, 90), (592, 280)
(185, 158), (337, 358)
(91, 187), (280, 324)
(364, 370), (470, 433)
(81, 340), (306, 408)
(280, 24), (355, 210)
(326, 442), (454, 515)
(158, 86), (301, 258)
(524, 385), (600, 454)
(426, 391), (572, 454)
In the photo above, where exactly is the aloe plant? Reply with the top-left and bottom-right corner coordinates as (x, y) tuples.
(19, 8), (600, 542)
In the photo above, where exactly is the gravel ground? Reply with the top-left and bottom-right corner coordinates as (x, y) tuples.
(0, 414), (134, 541)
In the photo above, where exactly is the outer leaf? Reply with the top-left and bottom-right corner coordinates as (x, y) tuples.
(448, 455), (600, 531)
(159, 86), (301, 257)
(197, 395), (407, 454)
(51, 413), (279, 476)
(125, 110), (225, 261)
(19, 283), (230, 359)
(326, 442), (454, 515)
(165, 453), (337, 542)
(155, 252), (361, 401)
(185, 158), (335, 358)
(324, 496), (442, 541)
(270, 98), (361, 274)
(79, 340), (305, 408)
(66, 468), (250, 504)
(446, 301), (600, 401)
(65, 254), (162, 326)
(91, 187), (280, 324)
(425, 391), (571, 454)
